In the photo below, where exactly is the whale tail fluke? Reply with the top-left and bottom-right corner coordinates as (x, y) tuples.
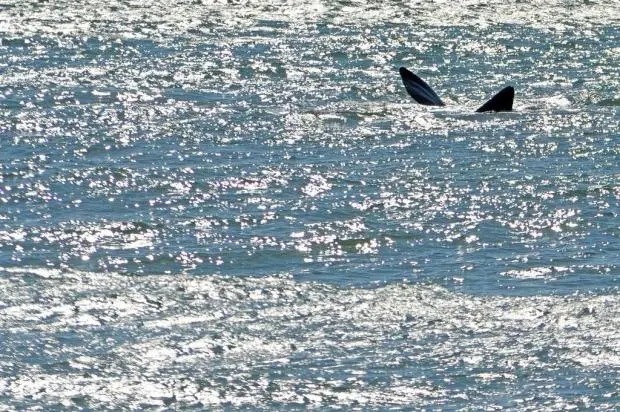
(475, 86), (514, 113)
(399, 66), (515, 112)
(399, 67), (445, 106)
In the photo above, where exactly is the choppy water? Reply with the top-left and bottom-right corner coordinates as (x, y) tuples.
(1, 0), (619, 409)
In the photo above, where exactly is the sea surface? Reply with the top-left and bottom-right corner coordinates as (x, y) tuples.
(0, 0), (619, 409)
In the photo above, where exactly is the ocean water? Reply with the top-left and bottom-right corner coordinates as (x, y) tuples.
(0, 0), (619, 409)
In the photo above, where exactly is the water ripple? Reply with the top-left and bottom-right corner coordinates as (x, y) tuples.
(1, 0), (619, 409)
(1, 268), (619, 409)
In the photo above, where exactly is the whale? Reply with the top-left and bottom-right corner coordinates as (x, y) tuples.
(399, 67), (514, 112)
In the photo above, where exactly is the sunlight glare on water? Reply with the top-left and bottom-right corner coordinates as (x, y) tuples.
(0, 0), (619, 409)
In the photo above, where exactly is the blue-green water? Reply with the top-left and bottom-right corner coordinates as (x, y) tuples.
(1, 0), (619, 409)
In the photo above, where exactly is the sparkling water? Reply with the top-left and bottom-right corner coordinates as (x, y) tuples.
(1, 1), (619, 409)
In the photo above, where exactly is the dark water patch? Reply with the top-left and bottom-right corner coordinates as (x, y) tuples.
(597, 97), (620, 107)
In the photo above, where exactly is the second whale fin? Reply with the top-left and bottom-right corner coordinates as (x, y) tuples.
(476, 86), (514, 112)
(399, 67), (445, 106)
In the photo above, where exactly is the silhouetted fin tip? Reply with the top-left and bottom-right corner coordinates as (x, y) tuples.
(398, 66), (445, 106)
(476, 86), (515, 113)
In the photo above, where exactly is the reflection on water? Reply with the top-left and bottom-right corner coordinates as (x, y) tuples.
(0, 0), (619, 409)
(1, 267), (619, 409)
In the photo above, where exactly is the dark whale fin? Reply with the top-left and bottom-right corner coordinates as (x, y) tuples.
(476, 86), (514, 112)
(399, 67), (445, 106)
